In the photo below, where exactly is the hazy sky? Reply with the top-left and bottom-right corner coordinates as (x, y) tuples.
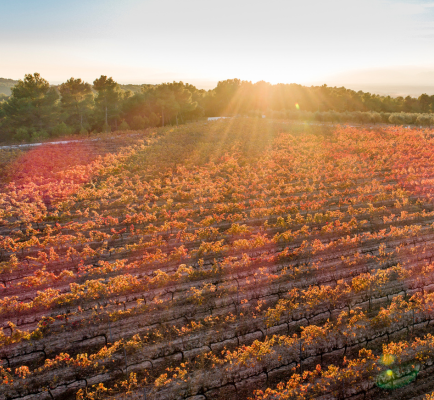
(2, 0), (434, 93)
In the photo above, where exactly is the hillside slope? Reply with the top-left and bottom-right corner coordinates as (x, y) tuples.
(2, 120), (434, 399)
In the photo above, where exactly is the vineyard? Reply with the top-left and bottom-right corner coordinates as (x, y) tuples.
(2, 118), (434, 399)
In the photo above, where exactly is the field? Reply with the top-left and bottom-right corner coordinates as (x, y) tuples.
(2, 119), (434, 400)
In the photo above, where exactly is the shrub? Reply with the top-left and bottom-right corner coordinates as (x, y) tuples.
(369, 112), (382, 124)
(31, 130), (49, 142)
(149, 112), (160, 127)
(13, 127), (31, 142)
(102, 123), (111, 133)
(131, 116), (149, 130)
(389, 113), (405, 126)
(118, 120), (130, 131)
(380, 112), (391, 123)
(416, 114), (432, 127)
(51, 122), (73, 137)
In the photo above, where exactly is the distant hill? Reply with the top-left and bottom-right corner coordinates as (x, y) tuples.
(0, 78), (18, 97)
(336, 84), (434, 98)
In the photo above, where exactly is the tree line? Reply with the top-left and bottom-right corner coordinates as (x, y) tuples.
(250, 109), (434, 127)
(1, 74), (434, 142)
(0, 73), (204, 142)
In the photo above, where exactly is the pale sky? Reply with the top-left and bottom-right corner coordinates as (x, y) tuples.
(2, 0), (434, 94)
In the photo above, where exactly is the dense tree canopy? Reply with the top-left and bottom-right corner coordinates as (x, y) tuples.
(59, 78), (93, 132)
(1, 73), (434, 142)
(93, 75), (123, 132)
(1, 73), (59, 141)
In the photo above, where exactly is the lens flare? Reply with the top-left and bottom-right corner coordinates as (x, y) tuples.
(376, 359), (420, 390)
(295, 103), (300, 110)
